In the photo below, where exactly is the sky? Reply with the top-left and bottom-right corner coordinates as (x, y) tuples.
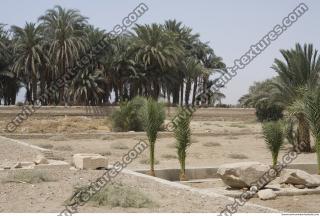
(1, 0), (319, 104)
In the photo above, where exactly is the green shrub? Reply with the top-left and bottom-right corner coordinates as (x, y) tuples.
(70, 183), (155, 208)
(255, 104), (284, 122)
(111, 96), (147, 132)
(142, 98), (165, 176)
(173, 107), (193, 181)
(262, 121), (284, 167)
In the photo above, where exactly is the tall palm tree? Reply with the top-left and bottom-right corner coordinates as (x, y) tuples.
(38, 5), (88, 104)
(11, 22), (45, 104)
(272, 43), (320, 152)
(302, 88), (320, 174)
(131, 24), (184, 100)
(69, 68), (105, 105)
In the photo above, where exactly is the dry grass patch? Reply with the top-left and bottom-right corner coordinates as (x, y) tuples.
(167, 143), (176, 149)
(111, 142), (129, 150)
(139, 158), (159, 165)
(228, 153), (248, 159)
(101, 135), (115, 141)
(38, 143), (53, 149)
(100, 151), (112, 156)
(229, 123), (246, 128)
(1, 170), (57, 184)
(161, 154), (177, 159)
(54, 145), (73, 151)
(69, 183), (155, 208)
(203, 142), (221, 147)
(48, 135), (67, 141)
(191, 138), (200, 143)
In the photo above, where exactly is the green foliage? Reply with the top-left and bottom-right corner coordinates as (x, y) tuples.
(283, 117), (299, 149)
(111, 96), (147, 132)
(173, 107), (193, 180)
(262, 121), (284, 167)
(255, 104), (284, 122)
(301, 89), (320, 174)
(142, 98), (165, 176)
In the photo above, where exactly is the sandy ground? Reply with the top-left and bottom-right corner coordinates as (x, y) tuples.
(18, 133), (316, 170)
(0, 169), (274, 213)
(182, 179), (320, 213)
(0, 108), (319, 213)
(0, 137), (40, 167)
(249, 195), (320, 213)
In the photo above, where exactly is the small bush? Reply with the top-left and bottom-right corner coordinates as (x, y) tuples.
(16, 102), (24, 106)
(255, 104), (284, 122)
(262, 121), (284, 166)
(54, 145), (73, 151)
(111, 96), (147, 132)
(203, 142), (221, 147)
(228, 153), (248, 159)
(161, 154), (177, 159)
(111, 142), (129, 150)
(2, 170), (56, 184)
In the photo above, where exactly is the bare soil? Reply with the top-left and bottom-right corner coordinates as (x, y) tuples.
(0, 107), (319, 213)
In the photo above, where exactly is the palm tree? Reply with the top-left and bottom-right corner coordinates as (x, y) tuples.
(38, 5), (88, 104)
(173, 107), (193, 181)
(131, 23), (184, 100)
(262, 121), (284, 167)
(272, 43), (320, 152)
(69, 68), (105, 105)
(143, 98), (165, 176)
(301, 88), (320, 174)
(11, 22), (45, 104)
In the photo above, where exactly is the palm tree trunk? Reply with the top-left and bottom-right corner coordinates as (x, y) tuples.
(192, 77), (198, 106)
(180, 82), (184, 106)
(149, 142), (155, 177)
(297, 116), (311, 152)
(316, 138), (320, 175)
(179, 153), (187, 181)
(32, 75), (37, 105)
(185, 78), (191, 105)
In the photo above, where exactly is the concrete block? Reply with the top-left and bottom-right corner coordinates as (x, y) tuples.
(73, 153), (107, 170)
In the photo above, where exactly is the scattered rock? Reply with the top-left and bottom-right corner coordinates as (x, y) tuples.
(13, 162), (22, 168)
(73, 153), (108, 170)
(34, 155), (49, 165)
(217, 161), (270, 188)
(280, 183), (290, 188)
(258, 189), (277, 200)
(280, 169), (320, 188)
(293, 184), (306, 189)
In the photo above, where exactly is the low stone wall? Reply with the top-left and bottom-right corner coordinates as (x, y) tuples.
(135, 164), (319, 181)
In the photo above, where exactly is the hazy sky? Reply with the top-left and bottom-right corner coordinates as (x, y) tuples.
(1, 0), (319, 104)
